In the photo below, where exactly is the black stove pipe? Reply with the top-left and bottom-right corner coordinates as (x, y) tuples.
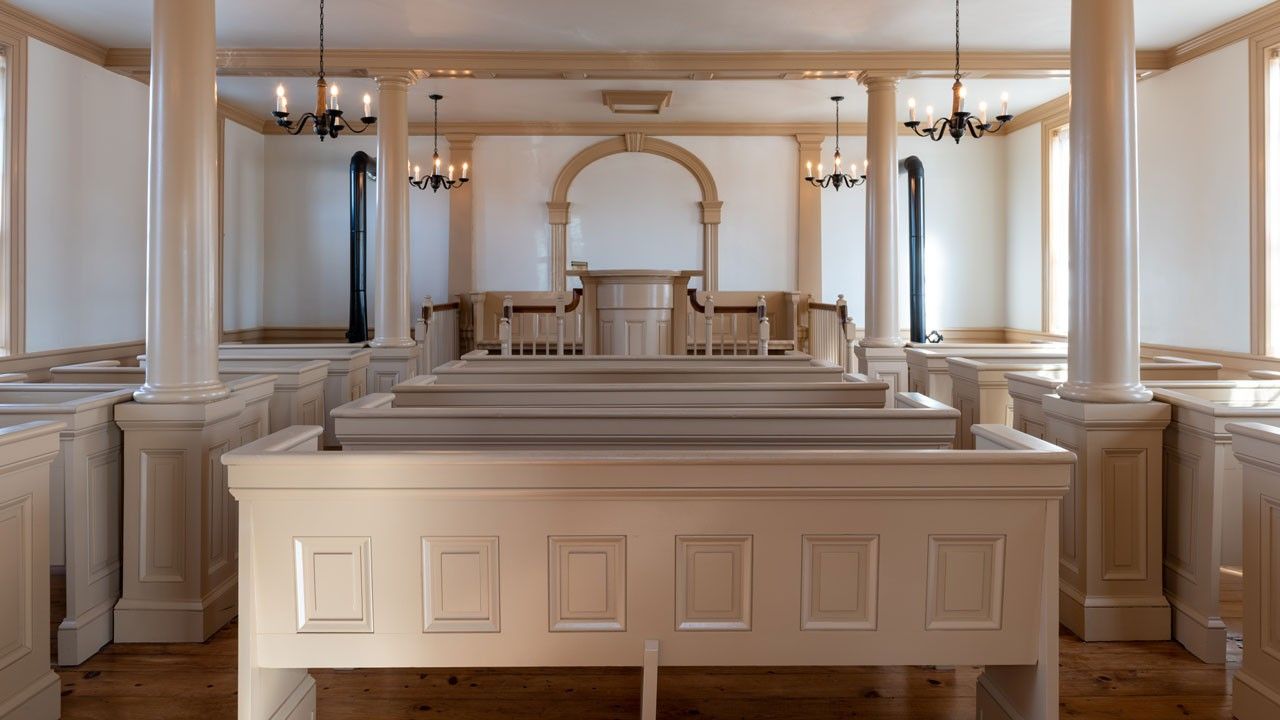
(901, 155), (930, 344)
(347, 151), (375, 343)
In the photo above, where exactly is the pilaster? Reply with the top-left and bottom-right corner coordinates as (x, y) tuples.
(445, 133), (475, 296)
(795, 133), (824, 299)
(1045, 395), (1172, 641)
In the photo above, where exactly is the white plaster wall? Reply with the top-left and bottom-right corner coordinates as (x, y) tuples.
(821, 135), (1007, 331)
(1004, 124), (1042, 332)
(25, 39), (149, 352)
(1138, 40), (1250, 353)
(262, 135), (450, 328)
(473, 135), (797, 292)
(223, 119), (265, 331)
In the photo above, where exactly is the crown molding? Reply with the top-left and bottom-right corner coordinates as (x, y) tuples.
(0, 1), (105, 66)
(102, 48), (1172, 81)
(1166, 0), (1280, 67)
(256, 120), (930, 138)
(218, 100), (264, 133)
(1001, 93), (1070, 134)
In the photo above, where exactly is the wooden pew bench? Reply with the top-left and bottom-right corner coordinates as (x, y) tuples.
(390, 374), (890, 409)
(458, 348), (820, 365)
(948, 356), (1221, 449)
(333, 393), (958, 450)
(905, 345), (1068, 403)
(226, 423), (1070, 720)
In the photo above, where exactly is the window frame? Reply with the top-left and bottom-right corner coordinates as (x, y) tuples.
(1040, 110), (1071, 337)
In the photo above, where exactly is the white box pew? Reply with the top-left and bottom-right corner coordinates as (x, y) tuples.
(906, 346), (1069, 404)
(458, 349), (819, 365)
(150, 359), (328, 434)
(333, 392), (958, 450)
(949, 357), (1221, 450)
(390, 374), (890, 409)
(1226, 423), (1280, 719)
(216, 346), (371, 446)
(226, 423), (1069, 720)
(0, 422), (63, 717)
(1149, 383), (1280, 663)
(0, 372), (27, 382)
(429, 358), (848, 385)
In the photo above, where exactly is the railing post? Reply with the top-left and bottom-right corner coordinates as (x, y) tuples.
(757, 295), (769, 356)
(836, 294), (850, 372)
(416, 295), (433, 374)
(704, 295), (715, 356)
(556, 294), (566, 356)
(500, 296), (513, 356)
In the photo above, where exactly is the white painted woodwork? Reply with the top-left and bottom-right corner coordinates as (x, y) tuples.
(905, 345), (1068, 406)
(458, 350), (818, 365)
(854, 345), (909, 407)
(218, 345), (372, 447)
(226, 423), (1068, 720)
(0, 422), (62, 720)
(415, 301), (461, 374)
(369, 346), (420, 393)
(1225, 423), (1280, 719)
(1150, 383), (1280, 662)
(1060, 0), (1148, 403)
(112, 376), (271, 644)
(429, 358), (847, 385)
(570, 270), (698, 356)
(858, 74), (901, 349)
(135, 357), (328, 434)
(136, 0), (226, 404)
(333, 392), (956, 451)
(0, 375), (26, 384)
(1044, 394), (1172, 641)
(370, 71), (416, 350)
(948, 356), (1221, 450)
(390, 376), (887, 409)
(0, 385), (132, 666)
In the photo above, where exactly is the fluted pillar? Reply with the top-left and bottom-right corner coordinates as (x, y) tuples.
(1058, 0), (1150, 404)
(370, 71), (416, 349)
(135, 0), (225, 404)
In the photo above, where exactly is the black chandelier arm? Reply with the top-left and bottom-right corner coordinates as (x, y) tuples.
(410, 173), (469, 192)
(275, 112), (323, 136)
(905, 116), (951, 141)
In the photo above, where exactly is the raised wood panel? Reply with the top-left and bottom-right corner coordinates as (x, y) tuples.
(373, 371), (400, 394)
(926, 534), (1005, 631)
(548, 536), (626, 632)
(86, 447), (121, 583)
(0, 495), (31, 670)
(300, 398), (322, 427)
(239, 420), (261, 447)
(1163, 447), (1199, 583)
(676, 535), (752, 631)
(422, 537), (500, 633)
(1264, 496), (1280, 663)
(1102, 449), (1148, 581)
(1057, 439), (1081, 576)
(206, 441), (232, 578)
(140, 450), (185, 583)
(293, 536), (374, 633)
(801, 534), (878, 631)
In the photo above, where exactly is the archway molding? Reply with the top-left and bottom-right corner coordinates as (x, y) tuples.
(547, 133), (723, 291)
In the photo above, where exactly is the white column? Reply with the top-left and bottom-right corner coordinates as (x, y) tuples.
(1058, 0), (1150, 404)
(370, 71), (416, 349)
(135, 0), (226, 404)
(860, 73), (902, 348)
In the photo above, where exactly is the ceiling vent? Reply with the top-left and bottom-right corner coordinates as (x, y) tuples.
(601, 90), (673, 115)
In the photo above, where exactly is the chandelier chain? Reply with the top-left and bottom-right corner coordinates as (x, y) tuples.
(834, 99), (840, 153)
(318, 0), (326, 80)
(433, 96), (439, 155)
(954, 0), (961, 82)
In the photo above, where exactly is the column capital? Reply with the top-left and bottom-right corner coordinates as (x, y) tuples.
(794, 133), (826, 150)
(857, 71), (904, 89)
(547, 201), (571, 225)
(370, 68), (419, 87)
(444, 133), (476, 150)
(700, 200), (723, 225)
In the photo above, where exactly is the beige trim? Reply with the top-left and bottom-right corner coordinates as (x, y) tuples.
(445, 133), (476, 295)
(105, 48), (1172, 81)
(547, 135), (720, 291)
(1040, 112), (1070, 334)
(0, 28), (25, 356)
(795, 133), (824, 299)
(1002, 93), (1069, 135)
(601, 89), (672, 115)
(0, 2), (106, 67)
(1167, 0), (1280, 68)
(218, 99), (264, 132)
(0, 339), (144, 380)
(1250, 32), (1280, 355)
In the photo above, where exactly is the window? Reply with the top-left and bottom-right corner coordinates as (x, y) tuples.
(1045, 121), (1070, 337)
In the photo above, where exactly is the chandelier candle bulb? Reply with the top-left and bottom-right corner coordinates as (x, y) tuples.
(806, 160), (813, 178)
(413, 165), (420, 180)
(926, 105), (934, 125)
(908, 97), (917, 122)
(448, 165), (454, 180)
(462, 162), (469, 179)
(979, 100), (988, 124)
(275, 84), (286, 113)
(328, 83), (339, 111)
(362, 93), (371, 118)
(1000, 91), (1009, 117)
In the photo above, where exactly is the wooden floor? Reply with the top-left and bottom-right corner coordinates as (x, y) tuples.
(51, 574), (1241, 719)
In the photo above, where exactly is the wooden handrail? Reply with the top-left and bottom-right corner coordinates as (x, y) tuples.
(510, 288), (583, 315)
(686, 288), (755, 315)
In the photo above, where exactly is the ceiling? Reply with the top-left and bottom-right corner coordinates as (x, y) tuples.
(221, 75), (1071, 125)
(7, 0), (1273, 53)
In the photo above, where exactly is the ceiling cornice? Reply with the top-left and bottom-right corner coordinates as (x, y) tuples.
(0, 1), (105, 65)
(1001, 93), (1070, 134)
(218, 99), (263, 132)
(1166, 0), (1280, 66)
(102, 48), (1172, 81)
(258, 119), (931, 138)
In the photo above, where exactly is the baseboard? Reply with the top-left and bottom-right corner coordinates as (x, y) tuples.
(113, 577), (237, 643)
(0, 670), (59, 719)
(57, 594), (116, 666)
(1059, 588), (1171, 642)
(1234, 669), (1280, 719)
(1168, 596), (1227, 664)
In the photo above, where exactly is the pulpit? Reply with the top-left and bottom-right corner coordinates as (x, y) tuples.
(569, 269), (700, 355)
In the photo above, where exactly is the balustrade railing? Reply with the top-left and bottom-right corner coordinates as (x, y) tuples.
(806, 294), (856, 371)
(499, 289), (584, 356)
(686, 290), (770, 355)
(414, 296), (461, 374)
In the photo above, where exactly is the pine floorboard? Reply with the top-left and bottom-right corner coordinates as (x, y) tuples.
(50, 573), (1240, 719)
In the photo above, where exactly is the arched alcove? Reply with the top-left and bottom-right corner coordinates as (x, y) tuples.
(546, 134), (723, 291)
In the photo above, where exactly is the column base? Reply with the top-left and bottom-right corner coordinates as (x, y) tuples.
(368, 345), (420, 393)
(133, 378), (229, 404)
(113, 575), (237, 643)
(1235, 670), (1280, 719)
(854, 344), (907, 405)
(1059, 585), (1171, 642)
(1169, 596), (1227, 664)
(1057, 378), (1153, 404)
(0, 670), (59, 719)
(57, 595), (114, 666)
